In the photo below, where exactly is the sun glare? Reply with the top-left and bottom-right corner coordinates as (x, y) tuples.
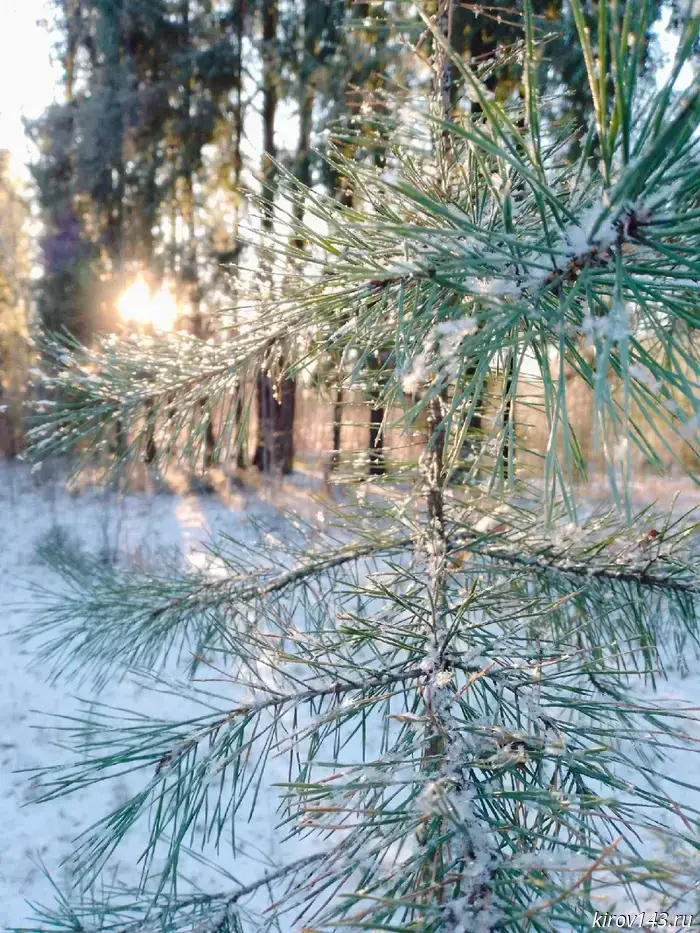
(118, 278), (179, 332)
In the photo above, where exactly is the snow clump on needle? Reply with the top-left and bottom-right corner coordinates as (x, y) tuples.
(629, 363), (661, 394)
(580, 299), (631, 347)
(402, 314), (478, 393)
(402, 351), (429, 394)
(564, 202), (617, 258)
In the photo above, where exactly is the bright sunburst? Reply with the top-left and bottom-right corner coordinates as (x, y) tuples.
(117, 277), (179, 332)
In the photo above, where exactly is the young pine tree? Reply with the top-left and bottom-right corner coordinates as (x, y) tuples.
(23, 2), (700, 931)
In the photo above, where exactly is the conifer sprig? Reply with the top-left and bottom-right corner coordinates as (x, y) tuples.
(28, 500), (700, 685)
(19, 2), (700, 931)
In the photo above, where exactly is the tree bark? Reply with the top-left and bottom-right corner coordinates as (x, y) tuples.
(235, 391), (246, 470)
(181, 0), (216, 471)
(190, 304), (217, 470)
(253, 370), (296, 474)
(254, 0), (296, 474)
(291, 0), (314, 252)
(368, 402), (385, 476)
(502, 354), (514, 480)
(254, 373), (296, 475)
(232, 0), (247, 471)
(417, 1), (452, 903)
(260, 0), (278, 225)
(329, 386), (343, 472)
(104, 0), (127, 459)
(144, 398), (157, 465)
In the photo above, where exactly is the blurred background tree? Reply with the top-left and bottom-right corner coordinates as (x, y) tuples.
(20, 0), (690, 479)
(0, 151), (31, 457)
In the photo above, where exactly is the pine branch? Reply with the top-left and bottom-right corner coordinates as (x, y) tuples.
(30, 510), (699, 687)
(147, 536), (414, 621)
(19, 851), (333, 933)
(152, 665), (430, 777)
(130, 850), (330, 933)
(450, 531), (700, 596)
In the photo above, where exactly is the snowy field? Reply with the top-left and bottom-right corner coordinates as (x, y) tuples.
(1, 464), (700, 930)
(0, 463), (335, 931)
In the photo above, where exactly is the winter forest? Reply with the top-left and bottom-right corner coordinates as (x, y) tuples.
(2, 0), (700, 930)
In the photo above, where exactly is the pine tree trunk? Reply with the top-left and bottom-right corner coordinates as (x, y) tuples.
(254, 0), (295, 474)
(232, 0), (247, 471)
(182, 0), (216, 472)
(260, 0), (278, 225)
(235, 392), (246, 470)
(291, 0), (314, 251)
(453, 10), (502, 476)
(254, 371), (295, 475)
(417, 0), (453, 901)
(502, 354), (514, 480)
(366, 139), (388, 478)
(144, 398), (157, 465)
(499, 96), (528, 481)
(329, 387), (343, 472)
(368, 403), (385, 476)
(115, 418), (127, 458)
(459, 387), (483, 469)
(190, 305), (217, 470)
(203, 410), (216, 470)
(105, 1), (127, 462)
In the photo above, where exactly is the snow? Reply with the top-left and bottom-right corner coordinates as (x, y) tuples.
(629, 363), (662, 394)
(461, 277), (521, 300)
(435, 315), (479, 376)
(0, 465), (327, 931)
(402, 351), (429, 394)
(564, 203), (618, 258)
(681, 412), (700, 441)
(380, 169), (400, 186)
(580, 300), (631, 347)
(1, 466), (699, 930)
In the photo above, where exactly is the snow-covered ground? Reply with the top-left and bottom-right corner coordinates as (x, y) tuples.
(1, 464), (700, 930)
(0, 463), (333, 931)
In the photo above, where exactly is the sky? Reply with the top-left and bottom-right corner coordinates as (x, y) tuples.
(0, 0), (59, 174)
